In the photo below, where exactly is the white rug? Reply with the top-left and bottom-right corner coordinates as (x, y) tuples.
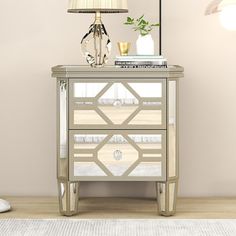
(1, 219), (236, 236)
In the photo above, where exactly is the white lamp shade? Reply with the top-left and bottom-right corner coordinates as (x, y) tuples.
(206, 0), (236, 30)
(205, 0), (236, 15)
(68, 0), (128, 13)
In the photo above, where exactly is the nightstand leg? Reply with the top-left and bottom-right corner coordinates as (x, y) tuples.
(58, 180), (79, 216)
(156, 179), (178, 216)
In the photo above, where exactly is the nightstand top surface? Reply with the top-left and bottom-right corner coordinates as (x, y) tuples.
(52, 65), (184, 78)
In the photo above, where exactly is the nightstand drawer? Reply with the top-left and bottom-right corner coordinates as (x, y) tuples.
(69, 130), (166, 181)
(69, 79), (166, 129)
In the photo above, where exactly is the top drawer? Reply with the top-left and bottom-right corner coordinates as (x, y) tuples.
(69, 79), (166, 130)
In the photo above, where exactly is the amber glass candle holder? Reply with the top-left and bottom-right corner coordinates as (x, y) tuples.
(117, 42), (131, 56)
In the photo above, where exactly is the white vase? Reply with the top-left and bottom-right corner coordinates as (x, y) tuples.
(136, 34), (154, 55)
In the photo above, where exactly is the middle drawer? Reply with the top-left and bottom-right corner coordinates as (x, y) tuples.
(69, 79), (166, 130)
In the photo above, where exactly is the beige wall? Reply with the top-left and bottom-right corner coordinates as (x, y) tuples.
(0, 0), (236, 197)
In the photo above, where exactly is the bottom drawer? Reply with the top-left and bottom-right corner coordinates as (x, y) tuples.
(69, 130), (166, 181)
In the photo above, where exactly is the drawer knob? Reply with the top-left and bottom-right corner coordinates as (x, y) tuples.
(113, 99), (122, 107)
(113, 150), (123, 161)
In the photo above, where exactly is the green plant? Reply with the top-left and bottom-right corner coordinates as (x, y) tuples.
(124, 15), (159, 36)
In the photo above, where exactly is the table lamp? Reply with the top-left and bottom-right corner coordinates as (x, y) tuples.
(206, 0), (236, 30)
(68, 0), (128, 67)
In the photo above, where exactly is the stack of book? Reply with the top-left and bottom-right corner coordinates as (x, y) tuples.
(115, 55), (167, 68)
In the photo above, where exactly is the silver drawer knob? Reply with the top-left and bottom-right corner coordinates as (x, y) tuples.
(113, 150), (122, 161)
(113, 99), (122, 107)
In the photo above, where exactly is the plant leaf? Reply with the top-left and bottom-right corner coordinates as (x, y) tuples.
(137, 15), (144, 21)
(127, 17), (132, 22)
(124, 15), (159, 34)
(151, 23), (160, 27)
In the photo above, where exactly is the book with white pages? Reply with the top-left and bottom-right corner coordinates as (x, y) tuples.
(116, 55), (166, 62)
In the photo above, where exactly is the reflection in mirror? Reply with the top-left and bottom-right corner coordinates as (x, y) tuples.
(74, 162), (106, 176)
(74, 134), (107, 149)
(158, 183), (166, 212)
(129, 162), (162, 176)
(69, 183), (78, 211)
(128, 134), (162, 149)
(60, 81), (67, 159)
(169, 183), (176, 212)
(128, 83), (162, 98)
(129, 110), (162, 125)
(74, 83), (107, 97)
(60, 183), (66, 211)
(98, 83), (139, 105)
(168, 81), (177, 177)
(74, 110), (107, 125)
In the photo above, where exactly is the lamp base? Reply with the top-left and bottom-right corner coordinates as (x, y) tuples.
(81, 12), (111, 68)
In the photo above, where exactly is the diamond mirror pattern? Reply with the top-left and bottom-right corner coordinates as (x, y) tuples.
(74, 134), (107, 149)
(98, 83), (139, 124)
(71, 81), (165, 128)
(97, 135), (139, 176)
(71, 131), (165, 179)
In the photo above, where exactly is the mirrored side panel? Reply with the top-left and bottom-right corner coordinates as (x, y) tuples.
(58, 79), (68, 178)
(168, 80), (177, 178)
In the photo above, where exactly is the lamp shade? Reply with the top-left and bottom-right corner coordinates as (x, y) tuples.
(68, 0), (128, 13)
(206, 0), (236, 30)
(205, 0), (236, 15)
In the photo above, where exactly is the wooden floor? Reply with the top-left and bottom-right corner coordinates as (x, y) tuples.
(1, 197), (236, 219)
